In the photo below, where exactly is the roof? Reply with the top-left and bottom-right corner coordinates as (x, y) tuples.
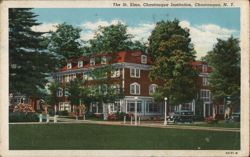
(59, 51), (152, 72)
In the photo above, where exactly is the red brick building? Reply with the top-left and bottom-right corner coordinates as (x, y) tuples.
(53, 51), (220, 118)
(54, 51), (163, 118)
(192, 61), (224, 118)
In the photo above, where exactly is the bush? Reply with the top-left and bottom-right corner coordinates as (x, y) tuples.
(58, 110), (69, 116)
(85, 112), (95, 118)
(9, 112), (39, 122)
(107, 112), (127, 121)
(206, 116), (219, 124)
(193, 115), (205, 121)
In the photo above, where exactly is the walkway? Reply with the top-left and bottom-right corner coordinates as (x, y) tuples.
(10, 117), (240, 132)
(57, 117), (240, 132)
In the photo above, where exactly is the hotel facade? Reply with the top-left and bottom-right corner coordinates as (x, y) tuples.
(53, 51), (218, 118)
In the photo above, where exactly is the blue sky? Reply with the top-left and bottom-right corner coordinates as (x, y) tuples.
(32, 8), (240, 59)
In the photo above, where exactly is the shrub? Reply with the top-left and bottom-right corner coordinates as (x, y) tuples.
(58, 110), (69, 116)
(116, 112), (126, 120)
(85, 112), (95, 118)
(9, 112), (39, 122)
(206, 116), (219, 124)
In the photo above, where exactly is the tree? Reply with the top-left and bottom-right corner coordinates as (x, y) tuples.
(149, 19), (198, 105)
(148, 19), (194, 60)
(46, 81), (60, 114)
(9, 8), (57, 97)
(89, 23), (146, 53)
(47, 23), (82, 59)
(66, 78), (83, 109)
(205, 36), (240, 106)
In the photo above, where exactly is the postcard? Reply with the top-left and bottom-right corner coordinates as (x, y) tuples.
(0, 0), (249, 156)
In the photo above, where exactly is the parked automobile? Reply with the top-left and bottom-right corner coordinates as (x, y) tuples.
(231, 112), (240, 122)
(167, 110), (194, 123)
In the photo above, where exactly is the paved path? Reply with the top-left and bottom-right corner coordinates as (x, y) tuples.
(10, 117), (240, 132)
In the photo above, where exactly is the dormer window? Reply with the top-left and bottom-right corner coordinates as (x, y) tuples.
(78, 61), (83, 68)
(67, 63), (72, 69)
(141, 55), (147, 64)
(90, 58), (95, 66)
(101, 56), (107, 65)
(202, 65), (207, 73)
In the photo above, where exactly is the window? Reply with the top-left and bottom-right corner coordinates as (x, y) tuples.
(141, 55), (147, 64)
(90, 58), (95, 66)
(127, 101), (142, 112)
(83, 72), (93, 81)
(202, 65), (207, 73)
(146, 101), (160, 113)
(67, 63), (72, 69)
(130, 83), (140, 95)
(59, 102), (71, 111)
(149, 84), (157, 94)
(57, 88), (63, 97)
(101, 57), (107, 64)
(130, 68), (140, 78)
(202, 77), (209, 86)
(111, 69), (120, 78)
(78, 61), (83, 68)
(65, 75), (69, 82)
(109, 101), (120, 113)
(111, 84), (120, 94)
(98, 84), (107, 95)
(200, 90), (211, 102)
(64, 90), (69, 97)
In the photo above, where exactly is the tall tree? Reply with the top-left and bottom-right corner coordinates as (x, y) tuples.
(46, 81), (60, 110)
(9, 8), (56, 97)
(206, 36), (240, 106)
(149, 19), (198, 105)
(89, 23), (146, 53)
(47, 23), (82, 59)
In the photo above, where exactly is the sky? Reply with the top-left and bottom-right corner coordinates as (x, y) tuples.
(32, 8), (240, 59)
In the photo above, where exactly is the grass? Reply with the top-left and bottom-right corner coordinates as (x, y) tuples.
(9, 123), (240, 150)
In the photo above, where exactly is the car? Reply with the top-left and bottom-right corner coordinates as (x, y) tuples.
(231, 112), (240, 122)
(167, 110), (194, 123)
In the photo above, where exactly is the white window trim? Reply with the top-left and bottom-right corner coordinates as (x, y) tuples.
(200, 89), (211, 102)
(141, 55), (147, 64)
(111, 69), (120, 78)
(130, 68), (140, 78)
(101, 57), (107, 65)
(202, 77), (209, 86)
(202, 65), (208, 73)
(67, 63), (72, 69)
(78, 61), (83, 68)
(90, 58), (95, 66)
(130, 82), (140, 95)
(57, 88), (63, 97)
(149, 84), (158, 95)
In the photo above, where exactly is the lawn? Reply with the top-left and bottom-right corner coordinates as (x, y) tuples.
(180, 121), (240, 128)
(9, 123), (240, 150)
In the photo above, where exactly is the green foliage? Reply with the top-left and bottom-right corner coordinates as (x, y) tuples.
(206, 36), (240, 105)
(9, 8), (57, 97)
(46, 81), (60, 106)
(47, 23), (82, 59)
(66, 78), (84, 106)
(89, 23), (146, 53)
(149, 20), (198, 105)
(148, 19), (194, 60)
(58, 110), (69, 116)
(9, 112), (39, 122)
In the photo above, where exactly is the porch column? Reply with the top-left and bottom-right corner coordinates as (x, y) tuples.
(125, 100), (127, 113)
(208, 103), (211, 116)
(203, 103), (206, 118)
(96, 104), (99, 113)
